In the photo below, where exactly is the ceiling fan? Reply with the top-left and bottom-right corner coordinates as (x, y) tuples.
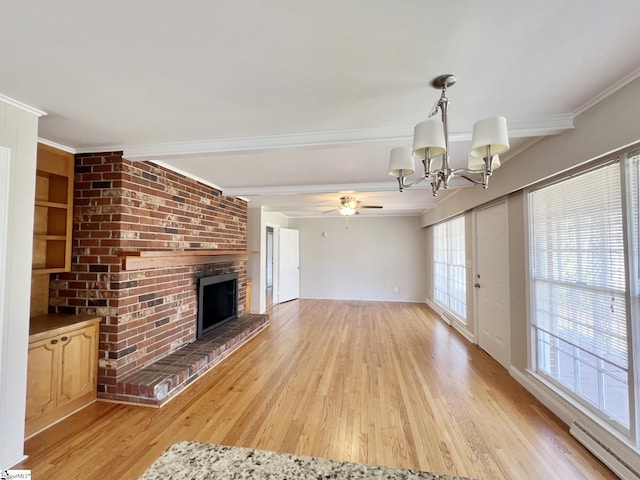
(322, 196), (383, 216)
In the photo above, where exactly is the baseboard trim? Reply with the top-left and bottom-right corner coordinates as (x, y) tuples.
(509, 366), (640, 478)
(7, 454), (28, 470)
(424, 299), (474, 343)
(509, 367), (574, 425)
(299, 296), (425, 303)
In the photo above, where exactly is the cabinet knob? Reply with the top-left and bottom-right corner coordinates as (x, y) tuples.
(51, 339), (58, 344)
(61, 336), (68, 342)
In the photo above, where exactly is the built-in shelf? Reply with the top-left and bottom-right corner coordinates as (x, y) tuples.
(35, 200), (69, 209)
(120, 249), (254, 270)
(34, 234), (67, 240)
(32, 143), (74, 274)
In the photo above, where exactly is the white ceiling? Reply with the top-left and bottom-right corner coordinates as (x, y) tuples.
(2, 1), (640, 217)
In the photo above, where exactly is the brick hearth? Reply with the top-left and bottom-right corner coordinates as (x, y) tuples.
(116, 313), (269, 406)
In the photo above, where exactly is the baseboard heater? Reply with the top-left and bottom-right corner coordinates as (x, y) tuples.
(570, 421), (640, 480)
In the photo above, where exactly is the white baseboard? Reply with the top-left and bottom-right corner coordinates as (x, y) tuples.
(423, 298), (450, 325)
(451, 321), (475, 343)
(299, 295), (425, 303)
(6, 454), (27, 470)
(509, 367), (575, 425)
(424, 298), (475, 343)
(510, 366), (640, 478)
(424, 297), (440, 313)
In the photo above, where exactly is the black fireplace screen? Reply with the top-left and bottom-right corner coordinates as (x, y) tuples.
(197, 272), (238, 338)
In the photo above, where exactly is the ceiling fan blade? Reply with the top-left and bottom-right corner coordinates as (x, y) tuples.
(322, 208), (338, 214)
(357, 205), (383, 209)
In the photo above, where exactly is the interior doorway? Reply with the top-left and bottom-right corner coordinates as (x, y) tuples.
(266, 226), (274, 308)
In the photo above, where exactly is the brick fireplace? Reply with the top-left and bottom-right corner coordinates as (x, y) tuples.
(49, 152), (252, 402)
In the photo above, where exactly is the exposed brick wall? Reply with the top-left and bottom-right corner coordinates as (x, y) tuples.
(49, 152), (248, 400)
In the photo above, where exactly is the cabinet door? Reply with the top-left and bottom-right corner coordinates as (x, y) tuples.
(26, 337), (59, 421)
(57, 325), (98, 407)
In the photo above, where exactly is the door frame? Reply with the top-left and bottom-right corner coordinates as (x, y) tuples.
(473, 198), (511, 366)
(266, 223), (280, 305)
(265, 226), (274, 306)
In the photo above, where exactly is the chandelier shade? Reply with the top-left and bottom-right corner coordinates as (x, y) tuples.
(412, 119), (446, 160)
(468, 154), (501, 170)
(470, 116), (510, 157)
(387, 147), (415, 177)
(388, 74), (510, 196)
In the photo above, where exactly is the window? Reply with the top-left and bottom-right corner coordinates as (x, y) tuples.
(433, 216), (466, 321)
(529, 157), (636, 432)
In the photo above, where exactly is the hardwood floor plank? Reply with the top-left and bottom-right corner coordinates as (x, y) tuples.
(15, 299), (616, 479)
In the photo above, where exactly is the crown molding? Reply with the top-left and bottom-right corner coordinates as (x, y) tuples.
(0, 94), (46, 117)
(571, 65), (640, 117)
(222, 182), (434, 197)
(285, 211), (426, 219)
(149, 160), (223, 192)
(444, 115), (573, 142)
(118, 126), (413, 161)
(37, 138), (76, 153)
(506, 115), (574, 137)
(72, 115), (574, 162)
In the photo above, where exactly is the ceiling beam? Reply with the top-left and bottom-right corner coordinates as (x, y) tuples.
(74, 114), (574, 161)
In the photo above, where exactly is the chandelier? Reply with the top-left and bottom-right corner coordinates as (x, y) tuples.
(388, 74), (510, 196)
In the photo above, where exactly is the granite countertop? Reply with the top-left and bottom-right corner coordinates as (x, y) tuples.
(138, 441), (475, 480)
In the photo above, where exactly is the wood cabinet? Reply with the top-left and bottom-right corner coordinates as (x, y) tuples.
(32, 143), (74, 273)
(26, 314), (101, 438)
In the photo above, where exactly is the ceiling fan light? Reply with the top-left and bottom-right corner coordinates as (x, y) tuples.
(468, 154), (501, 170)
(412, 119), (446, 160)
(339, 206), (356, 216)
(470, 116), (510, 157)
(388, 147), (415, 177)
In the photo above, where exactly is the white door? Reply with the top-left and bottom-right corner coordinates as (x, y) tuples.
(278, 228), (300, 303)
(475, 201), (510, 369)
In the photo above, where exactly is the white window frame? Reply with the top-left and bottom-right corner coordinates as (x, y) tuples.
(433, 215), (467, 323)
(526, 146), (640, 441)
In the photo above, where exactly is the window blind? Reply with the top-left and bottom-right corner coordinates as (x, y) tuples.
(529, 161), (630, 428)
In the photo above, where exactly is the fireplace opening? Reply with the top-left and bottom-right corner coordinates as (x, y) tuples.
(197, 272), (238, 339)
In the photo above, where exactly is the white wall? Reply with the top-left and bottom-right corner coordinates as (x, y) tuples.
(247, 208), (289, 313)
(288, 216), (426, 302)
(0, 99), (40, 468)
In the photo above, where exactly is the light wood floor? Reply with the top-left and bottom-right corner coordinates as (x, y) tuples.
(16, 300), (615, 479)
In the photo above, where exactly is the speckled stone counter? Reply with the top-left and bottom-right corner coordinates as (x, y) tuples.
(138, 441), (476, 479)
